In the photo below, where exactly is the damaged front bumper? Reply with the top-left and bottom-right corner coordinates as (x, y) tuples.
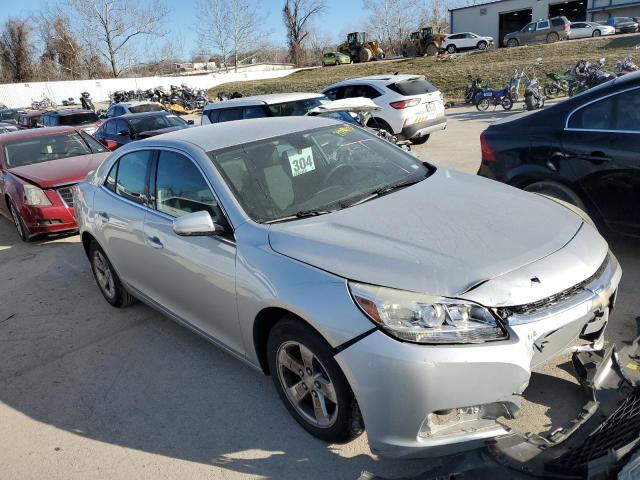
(336, 252), (621, 459)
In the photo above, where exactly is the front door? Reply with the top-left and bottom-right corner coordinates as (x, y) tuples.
(141, 149), (242, 354)
(563, 87), (640, 235)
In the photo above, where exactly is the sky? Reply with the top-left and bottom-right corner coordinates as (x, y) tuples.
(0, 0), (367, 57)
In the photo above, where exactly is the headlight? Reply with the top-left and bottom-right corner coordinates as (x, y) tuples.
(23, 184), (52, 206)
(349, 282), (508, 344)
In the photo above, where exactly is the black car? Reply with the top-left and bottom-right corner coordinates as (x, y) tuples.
(605, 17), (639, 33)
(94, 111), (192, 150)
(41, 109), (100, 135)
(478, 71), (640, 236)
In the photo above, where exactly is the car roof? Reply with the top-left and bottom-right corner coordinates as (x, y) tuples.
(324, 74), (423, 88)
(43, 109), (94, 116)
(0, 126), (77, 144)
(21, 111), (43, 117)
(114, 101), (160, 107)
(135, 116), (341, 152)
(204, 93), (325, 109)
(108, 111), (171, 120)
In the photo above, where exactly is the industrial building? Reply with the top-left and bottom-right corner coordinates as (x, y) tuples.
(449, 0), (640, 47)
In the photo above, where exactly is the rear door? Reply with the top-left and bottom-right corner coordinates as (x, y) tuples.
(563, 87), (640, 235)
(535, 20), (550, 42)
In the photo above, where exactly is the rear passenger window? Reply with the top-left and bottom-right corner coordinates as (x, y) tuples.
(538, 21), (550, 29)
(105, 120), (117, 135)
(244, 106), (268, 119)
(114, 151), (151, 204)
(568, 89), (640, 131)
(323, 88), (341, 100)
(218, 109), (242, 122)
(206, 109), (220, 123)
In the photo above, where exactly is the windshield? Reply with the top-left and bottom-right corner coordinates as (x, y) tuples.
(4, 132), (97, 167)
(58, 112), (99, 126)
(210, 124), (430, 223)
(267, 97), (327, 116)
(129, 103), (164, 114)
(129, 114), (187, 132)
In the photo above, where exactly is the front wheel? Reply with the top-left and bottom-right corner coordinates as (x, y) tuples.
(464, 89), (474, 103)
(477, 41), (488, 51)
(592, 29), (601, 37)
(507, 39), (518, 48)
(501, 96), (513, 110)
(544, 84), (560, 98)
(267, 318), (364, 443)
(9, 200), (30, 242)
(476, 98), (490, 111)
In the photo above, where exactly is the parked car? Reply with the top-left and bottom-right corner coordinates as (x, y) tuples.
(0, 127), (109, 241)
(75, 116), (620, 458)
(321, 51), (351, 66)
(0, 122), (19, 134)
(101, 101), (165, 120)
(17, 111), (43, 129)
(41, 109), (101, 135)
(479, 71), (640, 237)
(94, 111), (192, 150)
(604, 17), (638, 33)
(201, 93), (328, 125)
(440, 32), (493, 53)
(321, 74), (446, 144)
(504, 16), (570, 47)
(568, 21), (615, 38)
(0, 108), (22, 124)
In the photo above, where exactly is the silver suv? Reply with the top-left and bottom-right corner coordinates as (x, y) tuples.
(75, 116), (620, 458)
(504, 16), (570, 47)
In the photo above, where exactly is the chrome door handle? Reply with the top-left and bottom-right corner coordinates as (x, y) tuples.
(146, 235), (163, 249)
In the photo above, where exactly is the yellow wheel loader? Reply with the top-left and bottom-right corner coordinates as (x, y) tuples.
(337, 32), (385, 63)
(401, 27), (446, 57)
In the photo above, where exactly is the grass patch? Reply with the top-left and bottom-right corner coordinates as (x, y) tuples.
(208, 34), (640, 100)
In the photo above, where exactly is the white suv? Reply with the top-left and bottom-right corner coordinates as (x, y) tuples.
(441, 32), (494, 54)
(321, 75), (446, 144)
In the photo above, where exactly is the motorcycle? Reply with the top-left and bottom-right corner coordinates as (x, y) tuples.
(543, 72), (570, 99)
(31, 95), (55, 110)
(473, 81), (514, 111)
(80, 92), (95, 112)
(615, 55), (638, 76)
(61, 97), (76, 106)
(524, 75), (545, 111)
(464, 76), (483, 104)
(569, 58), (617, 96)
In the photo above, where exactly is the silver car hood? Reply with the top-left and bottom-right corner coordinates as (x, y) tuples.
(268, 169), (591, 304)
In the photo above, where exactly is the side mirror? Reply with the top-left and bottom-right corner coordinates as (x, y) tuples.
(104, 139), (119, 151)
(187, 119), (195, 125)
(172, 210), (224, 237)
(117, 130), (130, 137)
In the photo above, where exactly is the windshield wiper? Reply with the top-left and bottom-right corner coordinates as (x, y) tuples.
(263, 209), (335, 224)
(371, 177), (425, 196)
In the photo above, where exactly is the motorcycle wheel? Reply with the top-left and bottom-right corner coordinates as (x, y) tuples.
(501, 96), (513, 110)
(525, 97), (535, 111)
(464, 90), (473, 104)
(476, 98), (490, 111)
(544, 85), (559, 98)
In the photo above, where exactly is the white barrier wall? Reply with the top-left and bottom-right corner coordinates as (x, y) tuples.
(0, 67), (304, 108)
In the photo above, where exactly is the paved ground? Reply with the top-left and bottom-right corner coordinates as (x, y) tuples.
(1, 103), (638, 480)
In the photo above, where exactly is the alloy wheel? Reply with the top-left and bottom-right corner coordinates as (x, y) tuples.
(276, 341), (338, 428)
(10, 204), (24, 239)
(93, 250), (116, 300)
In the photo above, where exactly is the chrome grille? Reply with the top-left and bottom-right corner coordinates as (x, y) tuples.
(497, 254), (610, 318)
(57, 185), (75, 208)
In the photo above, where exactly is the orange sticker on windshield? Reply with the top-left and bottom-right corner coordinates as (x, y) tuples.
(334, 126), (353, 136)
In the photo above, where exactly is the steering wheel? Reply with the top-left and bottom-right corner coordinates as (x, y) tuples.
(323, 162), (357, 186)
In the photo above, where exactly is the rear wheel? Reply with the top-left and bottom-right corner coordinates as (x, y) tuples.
(477, 41), (488, 50)
(9, 200), (30, 242)
(592, 29), (601, 37)
(426, 43), (439, 56)
(446, 44), (456, 54)
(267, 318), (364, 443)
(476, 98), (490, 111)
(544, 84), (560, 98)
(524, 181), (587, 212)
(507, 38), (518, 48)
(89, 240), (137, 308)
(359, 48), (372, 62)
(501, 96), (513, 110)
(546, 32), (559, 43)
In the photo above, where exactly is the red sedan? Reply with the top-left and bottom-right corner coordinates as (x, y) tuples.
(0, 127), (110, 241)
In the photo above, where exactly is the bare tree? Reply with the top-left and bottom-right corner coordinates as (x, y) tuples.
(67, 0), (169, 77)
(420, 0), (450, 33)
(40, 15), (83, 79)
(282, 0), (325, 66)
(197, 0), (231, 71)
(362, 0), (414, 55)
(0, 18), (34, 82)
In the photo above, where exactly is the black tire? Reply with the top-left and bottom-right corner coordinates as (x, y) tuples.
(359, 48), (372, 63)
(464, 89), (474, 103)
(405, 45), (417, 57)
(524, 181), (587, 212)
(446, 44), (456, 54)
(8, 200), (30, 242)
(544, 84), (560, 98)
(592, 29), (601, 37)
(476, 98), (490, 111)
(411, 134), (430, 145)
(546, 32), (559, 43)
(89, 240), (137, 308)
(501, 96), (513, 110)
(366, 117), (393, 135)
(477, 41), (488, 50)
(267, 317), (364, 443)
(426, 43), (439, 56)
(507, 38), (518, 48)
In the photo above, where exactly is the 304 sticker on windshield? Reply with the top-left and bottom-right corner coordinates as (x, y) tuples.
(288, 147), (315, 177)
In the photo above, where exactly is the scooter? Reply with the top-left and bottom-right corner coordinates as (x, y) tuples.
(524, 75), (545, 111)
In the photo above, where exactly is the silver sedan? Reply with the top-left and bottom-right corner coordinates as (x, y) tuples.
(74, 116), (621, 458)
(569, 21), (616, 38)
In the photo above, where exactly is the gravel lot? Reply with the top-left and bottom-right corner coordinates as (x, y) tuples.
(1, 103), (638, 480)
